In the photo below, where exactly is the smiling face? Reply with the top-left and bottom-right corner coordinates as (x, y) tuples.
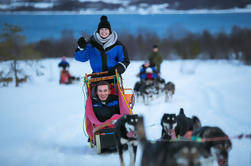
(153, 47), (159, 52)
(99, 28), (110, 38)
(97, 84), (110, 101)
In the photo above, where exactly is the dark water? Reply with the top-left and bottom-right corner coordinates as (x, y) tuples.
(0, 13), (251, 42)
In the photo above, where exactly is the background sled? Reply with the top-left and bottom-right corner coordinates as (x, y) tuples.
(59, 70), (71, 84)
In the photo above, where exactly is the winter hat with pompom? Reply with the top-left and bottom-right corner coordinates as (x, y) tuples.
(97, 15), (112, 32)
(153, 44), (158, 48)
(62, 56), (66, 61)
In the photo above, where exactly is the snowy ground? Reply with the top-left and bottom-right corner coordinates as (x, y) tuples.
(0, 59), (251, 166)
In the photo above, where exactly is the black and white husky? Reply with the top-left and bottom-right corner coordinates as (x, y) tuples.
(114, 114), (139, 166)
(193, 126), (232, 166)
(175, 108), (201, 137)
(160, 113), (177, 140)
(160, 108), (201, 140)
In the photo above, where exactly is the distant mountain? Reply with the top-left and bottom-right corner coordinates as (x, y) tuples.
(0, 0), (251, 13)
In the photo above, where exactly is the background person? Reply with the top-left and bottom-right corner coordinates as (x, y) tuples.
(58, 56), (69, 70)
(58, 56), (79, 84)
(139, 61), (159, 81)
(148, 44), (163, 73)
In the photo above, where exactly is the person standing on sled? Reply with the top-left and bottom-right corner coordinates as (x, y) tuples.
(148, 44), (163, 73)
(74, 15), (130, 76)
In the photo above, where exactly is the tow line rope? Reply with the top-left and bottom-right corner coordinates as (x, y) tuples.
(173, 133), (251, 143)
(146, 123), (251, 142)
(146, 123), (160, 128)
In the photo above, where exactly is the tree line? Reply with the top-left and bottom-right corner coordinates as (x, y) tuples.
(1, 23), (251, 63)
(33, 25), (251, 64)
(120, 26), (251, 64)
(0, 23), (251, 86)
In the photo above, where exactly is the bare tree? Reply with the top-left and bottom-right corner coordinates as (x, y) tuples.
(0, 23), (41, 87)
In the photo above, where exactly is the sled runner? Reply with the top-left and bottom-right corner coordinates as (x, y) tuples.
(82, 70), (135, 153)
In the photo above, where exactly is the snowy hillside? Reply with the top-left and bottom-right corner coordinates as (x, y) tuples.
(0, 0), (251, 13)
(0, 59), (251, 166)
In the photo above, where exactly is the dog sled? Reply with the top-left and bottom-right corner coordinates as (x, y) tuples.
(60, 69), (71, 84)
(59, 69), (80, 84)
(134, 78), (166, 105)
(82, 70), (135, 154)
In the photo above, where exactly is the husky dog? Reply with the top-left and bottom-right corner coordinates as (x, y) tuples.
(133, 81), (142, 99)
(160, 113), (177, 140)
(114, 114), (139, 166)
(175, 108), (201, 137)
(134, 80), (153, 103)
(137, 116), (212, 166)
(155, 78), (166, 95)
(193, 126), (232, 166)
(164, 81), (175, 102)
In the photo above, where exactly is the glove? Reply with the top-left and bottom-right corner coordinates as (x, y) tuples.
(77, 37), (86, 49)
(108, 63), (127, 75)
(108, 69), (115, 75)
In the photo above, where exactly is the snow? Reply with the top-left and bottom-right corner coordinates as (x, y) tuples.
(0, 59), (251, 166)
(1, 2), (54, 9)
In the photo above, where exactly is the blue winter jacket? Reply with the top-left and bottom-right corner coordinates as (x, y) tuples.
(140, 65), (158, 79)
(92, 94), (120, 122)
(74, 36), (130, 75)
(58, 60), (69, 69)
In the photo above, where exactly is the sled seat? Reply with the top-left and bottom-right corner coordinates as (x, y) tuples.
(124, 88), (135, 109)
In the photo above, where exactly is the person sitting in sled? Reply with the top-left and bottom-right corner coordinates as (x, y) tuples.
(74, 15), (130, 76)
(58, 56), (69, 70)
(140, 61), (165, 84)
(134, 61), (162, 94)
(139, 61), (159, 81)
(92, 81), (120, 122)
(58, 56), (79, 84)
